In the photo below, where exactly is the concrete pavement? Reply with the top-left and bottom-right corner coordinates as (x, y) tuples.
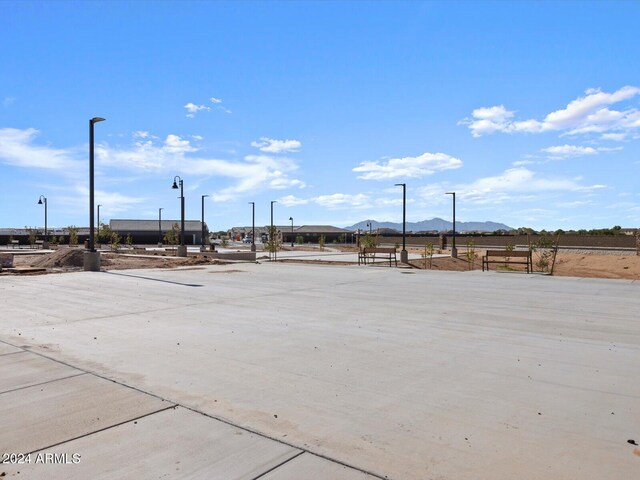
(1, 262), (639, 479)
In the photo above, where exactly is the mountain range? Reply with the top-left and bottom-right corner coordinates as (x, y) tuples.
(348, 218), (512, 233)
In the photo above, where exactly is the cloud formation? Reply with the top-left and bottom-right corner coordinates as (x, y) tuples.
(460, 86), (640, 137)
(251, 137), (302, 153)
(541, 144), (622, 159)
(0, 128), (79, 170)
(353, 152), (462, 180)
(184, 102), (210, 118)
(417, 167), (606, 205)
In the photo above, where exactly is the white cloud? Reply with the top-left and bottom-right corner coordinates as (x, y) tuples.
(251, 137), (302, 153)
(163, 134), (197, 153)
(313, 193), (370, 208)
(0, 128), (79, 170)
(278, 195), (309, 207)
(541, 144), (623, 159)
(210, 97), (222, 104)
(461, 86), (640, 137)
(184, 102), (210, 118)
(417, 167), (606, 206)
(601, 133), (627, 141)
(269, 177), (307, 189)
(353, 151), (462, 180)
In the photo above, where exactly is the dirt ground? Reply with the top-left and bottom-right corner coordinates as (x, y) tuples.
(2, 246), (640, 280)
(407, 249), (640, 280)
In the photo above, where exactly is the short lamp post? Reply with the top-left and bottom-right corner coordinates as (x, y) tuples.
(84, 116), (105, 271)
(249, 202), (256, 252)
(395, 183), (408, 263)
(171, 176), (187, 257)
(158, 207), (164, 247)
(289, 216), (294, 247)
(37, 195), (48, 249)
(446, 191), (457, 258)
(366, 222), (372, 235)
(200, 194), (209, 252)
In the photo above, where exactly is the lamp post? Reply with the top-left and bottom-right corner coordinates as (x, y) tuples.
(249, 202), (256, 252)
(366, 222), (372, 234)
(446, 191), (457, 258)
(270, 200), (277, 261)
(85, 116), (105, 271)
(158, 207), (164, 247)
(289, 216), (294, 247)
(96, 204), (102, 246)
(37, 195), (48, 249)
(171, 176), (187, 257)
(200, 194), (209, 252)
(395, 183), (408, 263)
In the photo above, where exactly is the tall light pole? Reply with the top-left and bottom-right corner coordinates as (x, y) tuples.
(366, 222), (372, 234)
(395, 183), (408, 263)
(270, 200), (277, 261)
(85, 116), (105, 271)
(158, 207), (164, 247)
(289, 216), (294, 247)
(249, 202), (256, 252)
(201, 194), (209, 252)
(97, 204), (102, 245)
(171, 176), (187, 257)
(37, 195), (48, 249)
(446, 191), (457, 258)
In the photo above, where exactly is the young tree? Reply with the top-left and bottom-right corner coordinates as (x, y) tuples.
(163, 223), (180, 245)
(67, 226), (79, 246)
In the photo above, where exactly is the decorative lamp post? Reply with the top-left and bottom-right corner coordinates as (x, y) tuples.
(84, 116), (105, 271)
(37, 195), (48, 249)
(395, 183), (408, 263)
(446, 191), (457, 258)
(171, 176), (187, 257)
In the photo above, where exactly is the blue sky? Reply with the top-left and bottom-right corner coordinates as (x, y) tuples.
(1, 0), (639, 231)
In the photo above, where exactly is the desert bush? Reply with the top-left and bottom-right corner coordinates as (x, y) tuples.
(67, 226), (79, 246)
(465, 240), (477, 270)
(163, 223), (180, 245)
(422, 242), (434, 269)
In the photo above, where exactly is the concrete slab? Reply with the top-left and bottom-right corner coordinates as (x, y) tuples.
(0, 371), (171, 454)
(5, 406), (300, 479)
(1, 264), (639, 479)
(0, 341), (22, 355)
(0, 351), (81, 393)
(262, 453), (377, 479)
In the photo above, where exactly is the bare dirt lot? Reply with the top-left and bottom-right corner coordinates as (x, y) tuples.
(3, 246), (640, 280)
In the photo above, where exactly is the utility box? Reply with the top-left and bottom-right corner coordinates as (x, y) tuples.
(0, 253), (14, 268)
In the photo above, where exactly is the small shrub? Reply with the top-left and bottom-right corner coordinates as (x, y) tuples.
(67, 226), (79, 246)
(465, 240), (477, 270)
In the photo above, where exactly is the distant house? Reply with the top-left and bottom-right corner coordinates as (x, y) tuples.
(228, 225), (354, 244)
(110, 219), (207, 245)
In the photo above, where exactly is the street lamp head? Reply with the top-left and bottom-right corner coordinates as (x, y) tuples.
(289, 217), (293, 221)
(171, 181), (178, 189)
(445, 191), (455, 195)
(90, 117), (106, 124)
(394, 183), (406, 187)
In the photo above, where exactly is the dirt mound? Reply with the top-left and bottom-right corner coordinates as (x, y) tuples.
(30, 248), (85, 268)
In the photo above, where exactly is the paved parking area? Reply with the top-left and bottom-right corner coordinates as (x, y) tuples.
(1, 262), (639, 479)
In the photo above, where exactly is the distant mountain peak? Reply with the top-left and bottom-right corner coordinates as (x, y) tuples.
(348, 218), (512, 233)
